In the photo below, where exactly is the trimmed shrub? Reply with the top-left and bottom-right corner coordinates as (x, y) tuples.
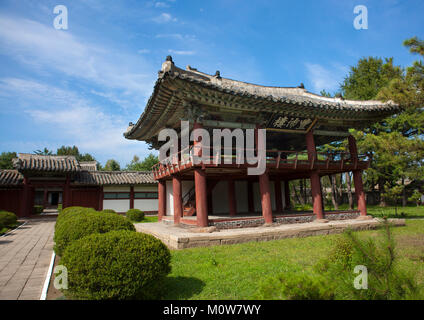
(0, 211), (18, 228)
(60, 230), (171, 300)
(126, 209), (145, 222)
(100, 209), (116, 214)
(55, 206), (96, 231)
(256, 271), (335, 300)
(33, 205), (44, 215)
(54, 212), (135, 256)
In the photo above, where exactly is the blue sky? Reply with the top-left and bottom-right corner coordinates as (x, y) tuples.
(0, 0), (423, 167)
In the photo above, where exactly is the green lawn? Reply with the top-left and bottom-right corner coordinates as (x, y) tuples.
(141, 215), (158, 223)
(292, 203), (424, 218)
(162, 220), (424, 299)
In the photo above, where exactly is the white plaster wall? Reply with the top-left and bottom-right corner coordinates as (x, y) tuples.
(103, 199), (130, 212)
(166, 180), (173, 216)
(134, 199), (158, 212)
(103, 186), (130, 192)
(212, 181), (229, 214)
(134, 185), (157, 192)
(235, 181), (248, 213)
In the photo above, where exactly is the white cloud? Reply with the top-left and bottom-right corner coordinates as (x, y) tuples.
(0, 15), (154, 102)
(137, 49), (151, 54)
(155, 2), (170, 8)
(152, 13), (177, 23)
(168, 49), (196, 55)
(0, 78), (152, 165)
(304, 63), (348, 93)
(156, 33), (196, 41)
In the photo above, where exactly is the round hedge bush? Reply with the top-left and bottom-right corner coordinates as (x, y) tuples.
(55, 206), (97, 231)
(54, 212), (135, 256)
(60, 230), (171, 300)
(126, 209), (145, 222)
(0, 211), (17, 227)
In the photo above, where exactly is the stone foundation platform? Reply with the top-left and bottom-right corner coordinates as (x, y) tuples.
(135, 217), (405, 250)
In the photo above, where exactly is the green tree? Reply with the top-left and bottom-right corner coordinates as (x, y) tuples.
(0, 152), (17, 169)
(104, 159), (121, 171)
(340, 43), (424, 206)
(341, 57), (403, 100)
(126, 153), (158, 171)
(56, 145), (97, 163)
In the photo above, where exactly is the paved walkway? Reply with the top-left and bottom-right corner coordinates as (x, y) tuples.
(0, 218), (55, 300)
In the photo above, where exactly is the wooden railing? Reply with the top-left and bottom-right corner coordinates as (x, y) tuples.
(152, 146), (371, 178)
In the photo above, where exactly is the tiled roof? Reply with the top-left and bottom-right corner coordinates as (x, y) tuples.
(79, 161), (98, 171)
(0, 170), (23, 186)
(0, 169), (156, 186)
(124, 57), (401, 141)
(74, 171), (156, 185)
(13, 154), (81, 173)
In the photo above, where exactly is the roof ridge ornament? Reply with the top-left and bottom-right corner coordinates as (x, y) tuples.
(160, 55), (175, 75)
(214, 70), (221, 79)
(298, 83), (305, 89)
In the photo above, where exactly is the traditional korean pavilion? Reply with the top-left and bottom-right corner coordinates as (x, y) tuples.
(125, 56), (400, 228)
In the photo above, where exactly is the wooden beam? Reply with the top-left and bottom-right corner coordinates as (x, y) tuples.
(314, 130), (350, 137)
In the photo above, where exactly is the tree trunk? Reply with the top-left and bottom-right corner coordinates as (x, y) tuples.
(337, 174), (343, 206)
(379, 177), (387, 207)
(346, 172), (354, 210)
(293, 183), (302, 206)
(299, 180), (305, 205)
(329, 175), (339, 210)
(402, 178), (407, 207)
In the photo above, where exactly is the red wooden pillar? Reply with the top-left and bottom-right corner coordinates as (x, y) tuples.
(353, 170), (367, 216)
(347, 135), (367, 216)
(259, 172), (273, 224)
(194, 168), (208, 227)
(274, 179), (283, 213)
(63, 174), (71, 208)
(129, 186), (134, 209)
(158, 180), (166, 221)
(21, 176), (30, 217)
(284, 180), (291, 209)
(348, 135), (358, 159)
(173, 176), (182, 224)
(247, 180), (254, 213)
(306, 131), (324, 220)
(348, 135), (367, 217)
(228, 179), (237, 216)
(98, 186), (104, 211)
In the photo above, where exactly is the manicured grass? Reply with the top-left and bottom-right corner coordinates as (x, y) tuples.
(292, 203), (424, 218)
(141, 215), (158, 223)
(162, 220), (424, 299)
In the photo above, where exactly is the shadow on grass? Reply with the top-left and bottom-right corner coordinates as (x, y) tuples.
(161, 276), (205, 300)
